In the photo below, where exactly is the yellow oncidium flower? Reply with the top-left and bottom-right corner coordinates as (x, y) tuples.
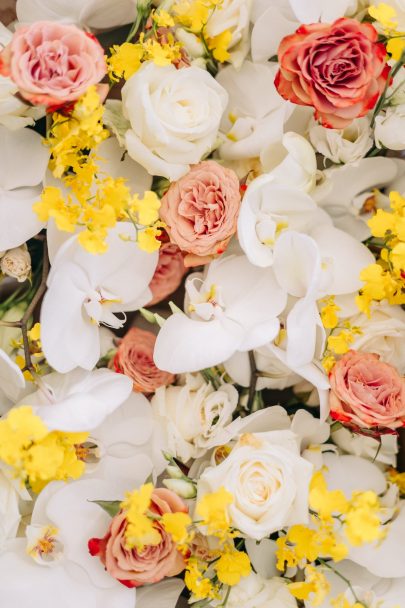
(387, 467), (405, 495)
(121, 483), (162, 551)
(161, 512), (193, 545)
(289, 565), (331, 607)
(214, 546), (251, 585)
(196, 486), (234, 539)
(0, 406), (87, 492)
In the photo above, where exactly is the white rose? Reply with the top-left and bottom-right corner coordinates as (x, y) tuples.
(122, 62), (228, 180)
(212, 573), (297, 608)
(197, 431), (313, 540)
(151, 375), (239, 462)
(309, 117), (372, 164)
(345, 305), (405, 373)
(375, 105), (405, 151)
(0, 245), (31, 282)
(332, 426), (397, 466)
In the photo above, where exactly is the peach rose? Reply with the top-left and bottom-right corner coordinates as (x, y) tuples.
(88, 488), (187, 588)
(275, 19), (389, 129)
(148, 243), (187, 306)
(160, 160), (241, 266)
(330, 350), (405, 432)
(111, 327), (175, 393)
(0, 21), (106, 108)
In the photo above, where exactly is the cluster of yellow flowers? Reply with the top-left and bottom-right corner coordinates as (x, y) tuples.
(121, 483), (251, 602)
(0, 406), (87, 493)
(172, 0), (233, 62)
(108, 0), (233, 83)
(369, 3), (405, 60)
(319, 296), (362, 372)
(357, 191), (405, 315)
(34, 87), (163, 254)
(277, 471), (385, 606)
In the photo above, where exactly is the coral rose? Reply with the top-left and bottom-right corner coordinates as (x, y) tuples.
(111, 327), (175, 393)
(0, 21), (106, 107)
(329, 350), (405, 432)
(275, 18), (389, 129)
(148, 243), (187, 306)
(160, 160), (241, 266)
(88, 488), (187, 588)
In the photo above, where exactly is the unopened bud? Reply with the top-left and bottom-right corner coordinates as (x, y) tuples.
(166, 464), (183, 479)
(163, 478), (197, 499)
(0, 245), (31, 283)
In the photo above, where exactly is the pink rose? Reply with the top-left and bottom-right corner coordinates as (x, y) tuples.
(275, 19), (389, 129)
(88, 488), (188, 588)
(148, 243), (187, 306)
(0, 21), (106, 108)
(111, 327), (175, 393)
(329, 350), (405, 432)
(160, 160), (241, 267)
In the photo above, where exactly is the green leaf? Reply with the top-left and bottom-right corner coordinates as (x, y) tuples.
(90, 500), (121, 517)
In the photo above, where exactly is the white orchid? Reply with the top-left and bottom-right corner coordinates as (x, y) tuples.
(216, 61), (293, 160)
(16, 0), (137, 30)
(153, 254), (287, 373)
(315, 157), (405, 240)
(18, 368), (132, 432)
(40, 224), (158, 372)
(310, 560), (405, 608)
(0, 126), (50, 251)
(0, 478), (138, 608)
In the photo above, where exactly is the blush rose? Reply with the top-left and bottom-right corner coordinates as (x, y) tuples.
(275, 18), (389, 129)
(160, 160), (241, 266)
(88, 488), (187, 588)
(0, 21), (106, 107)
(148, 243), (187, 306)
(111, 327), (175, 393)
(329, 350), (405, 431)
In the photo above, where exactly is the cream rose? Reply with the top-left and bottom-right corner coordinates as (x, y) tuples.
(151, 374), (239, 462)
(122, 62), (228, 181)
(375, 105), (405, 151)
(0, 245), (31, 282)
(212, 573), (297, 608)
(197, 431), (313, 540)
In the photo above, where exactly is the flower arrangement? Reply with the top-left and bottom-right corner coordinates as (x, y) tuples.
(1, 1), (405, 607)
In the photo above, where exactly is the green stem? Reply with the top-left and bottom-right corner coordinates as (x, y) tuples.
(317, 559), (367, 607)
(370, 51), (405, 128)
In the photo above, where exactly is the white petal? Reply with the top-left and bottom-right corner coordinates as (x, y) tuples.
(0, 126), (49, 190)
(125, 130), (188, 181)
(322, 453), (387, 498)
(46, 478), (130, 589)
(251, 7), (297, 61)
(310, 224), (375, 295)
(154, 313), (242, 373)
(0, 187), (46, 250)
(289, 0), (355, 22)
(349, 502), (405, 578)
(136, 579), (185, 608)
(245, 538), (278, 579)
(97, 137), (152, 195)
(40, 263), (100, 372)
(24, 369), (132, 432)
(0, 348), (25, 401)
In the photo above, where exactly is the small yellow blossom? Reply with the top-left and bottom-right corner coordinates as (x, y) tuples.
(185, 557), (219, 600)
(369, 3), (398, 29)
(208, 30), (232, 62)
(320, 296), (341, 329)
(137, 225), (164, 253)
(387, 467), (405, 495)
(121, 483), (161, 550)
(162, 512), (192, 544)
(289, 566), (330, 606)
(196, 486), (234, 539)
(310, 471), (349, 521)
(152, 9), (175, 28)
(108, 42), (143, 81)
(327, 331), (355, 355)
(344, 491), (385, 546)
(129, 191), (161, 226)
(214, 547), (251, 585)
